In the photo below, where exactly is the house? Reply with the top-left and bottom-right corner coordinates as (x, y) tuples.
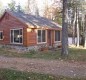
(0, 10), (62, 51)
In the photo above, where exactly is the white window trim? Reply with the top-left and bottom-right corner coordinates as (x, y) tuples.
(54, 30), (61, 43)
(0, 31), (3, 40)
(37, 29), (47, 44)
(10, 28), (23, 44)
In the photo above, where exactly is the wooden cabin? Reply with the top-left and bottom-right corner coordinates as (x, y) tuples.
(0, 10), (62, 51)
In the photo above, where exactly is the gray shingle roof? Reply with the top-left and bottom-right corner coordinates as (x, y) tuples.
(8, 11), (62, 29)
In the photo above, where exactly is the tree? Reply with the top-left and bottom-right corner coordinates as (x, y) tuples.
(61, 0), (68, 56)
(54, 8), (62, 25)
(72, 9), (76, 45)
(8, 0), (16, 11)
(84, 15), (86, 47)
(81, 1), (86, 47)
(67, 0), (86, 47)
(16, 4), (24, 12)
(76, 7), (79, 47)
(25, 0), (39, 16)
(43, 0), (62, 22)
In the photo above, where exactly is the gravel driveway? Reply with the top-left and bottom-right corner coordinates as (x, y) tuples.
(0, 56), (86, 78)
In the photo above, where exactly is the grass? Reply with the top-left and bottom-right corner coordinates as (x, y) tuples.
(0, 68), (85, 80)
(0, 47), (86, 61)
(68, 48), (86, 61)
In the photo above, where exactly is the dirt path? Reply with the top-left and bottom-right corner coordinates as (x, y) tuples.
(0, 56), (86, 78)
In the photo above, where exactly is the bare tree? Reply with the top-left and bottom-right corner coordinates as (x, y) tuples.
(76, 7), (80, 47)
(8, 0), (16, 11)
(72, 10), (76, 45)
(25, 0), (39, 16)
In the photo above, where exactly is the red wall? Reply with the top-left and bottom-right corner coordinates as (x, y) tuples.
(0, 12), (62, 47)
(0, 12), (27, 46)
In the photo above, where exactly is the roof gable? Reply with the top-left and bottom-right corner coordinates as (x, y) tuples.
(0, 12), (6, 22)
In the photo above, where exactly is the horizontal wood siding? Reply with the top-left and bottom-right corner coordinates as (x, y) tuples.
(27, 28), (37, 46)
(23, 28), (27, 46)
(0, 12), (62, 47)
(0, 12), (27, 46)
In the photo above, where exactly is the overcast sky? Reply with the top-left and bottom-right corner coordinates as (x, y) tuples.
(0, 0), (53, 14)
(0, 0), (27, 6)
(0, 0), (61, 16)
(0, 0), (54, 7)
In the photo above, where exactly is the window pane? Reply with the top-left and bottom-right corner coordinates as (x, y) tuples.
(20, 29), (23, 43)
(55, 31), (60, 41)
(0, 32), (3, 39)
(20, 29), (22, 35)
(11, 29), (23, 43)
(58, 31), (60, 41)
(55, 31), (58, 41)
(42, 30), (46, 42)
(11, 30), (13, 42)
(38, 30), (41, 42)
(14, 30), (20, 43)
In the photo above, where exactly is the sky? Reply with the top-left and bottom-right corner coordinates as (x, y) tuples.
(0, 0), (61, 16)
(0, 0), (53, 7)
(0, 0), (27, 7)
(0, 0), (54, 14)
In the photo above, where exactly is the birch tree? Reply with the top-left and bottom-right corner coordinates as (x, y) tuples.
(76, 7), (79, 47)
(68, 0), (86, 46)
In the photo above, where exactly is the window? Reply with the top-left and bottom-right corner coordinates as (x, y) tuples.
(11, 29), (23, 44)
(55, 31), (61, 41)
(0, 31), (3, 40)
(37, 30), (46, 43)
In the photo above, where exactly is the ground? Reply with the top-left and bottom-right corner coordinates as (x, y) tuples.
(0, 47), (86, 79)
(0, 56), (86, 78)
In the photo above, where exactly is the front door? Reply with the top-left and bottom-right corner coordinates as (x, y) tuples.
(48, 30), (52, 46)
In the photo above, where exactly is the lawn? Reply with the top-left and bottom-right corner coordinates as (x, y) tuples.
(0, 47), (86, 61)
(0, 68), (85, 80)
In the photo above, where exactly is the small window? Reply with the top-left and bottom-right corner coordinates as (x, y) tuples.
(0, 31), (3, 40)
(55, 31), (61, 41)
(37, 30), (46, 43)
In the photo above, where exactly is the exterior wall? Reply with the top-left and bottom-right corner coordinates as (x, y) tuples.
(0, 29), (62, 51)
(0, 12), (27, 46)
(26, 28), (62, 49)
(26, 28), (48, 50)
(27, 28), (37, 46)
(23, 28), (28, 46)
(0, 12), (62, 50)
(47, 29), (62, 48)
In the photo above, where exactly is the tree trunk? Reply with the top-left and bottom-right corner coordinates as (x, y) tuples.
(61, 0), (68, 56)
(84, 31), (86, 47)
(72, 10), (76, 45)
(76, 8), (79, 47)
(84, 15), (86, 47)
(81, 14), (85, 46)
